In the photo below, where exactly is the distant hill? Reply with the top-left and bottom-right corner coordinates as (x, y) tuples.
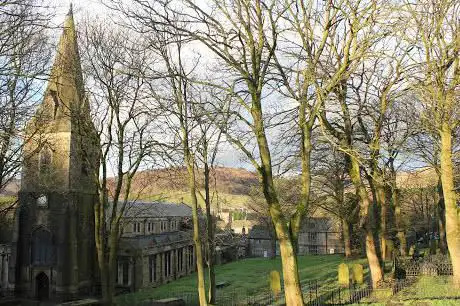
(396, 167), (438, 189)
(0, 179), (20, 196)
(1, 166), (442, 209)
(107, 167), (259, 209)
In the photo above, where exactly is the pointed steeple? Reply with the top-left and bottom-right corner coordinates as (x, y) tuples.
(68, 2), (73, 16)
(40, 4), (85, 126)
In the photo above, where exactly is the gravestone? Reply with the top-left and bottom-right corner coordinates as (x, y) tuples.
(351, 264), (364, 285)
(269, 270), (281, 297)
(338, 263), (349, 287)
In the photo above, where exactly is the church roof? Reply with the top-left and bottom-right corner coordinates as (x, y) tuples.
(122, 201), (192, 218)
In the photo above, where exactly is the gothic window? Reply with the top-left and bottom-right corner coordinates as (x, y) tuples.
(177, 248), (183, 272)
(164, 251), (172, 277)
(122, 261), (129, 285)
(132, 222), (141, 233)
(187, 246), (194, 269)
(149, 255), (157, 282)
(31, 229), (55, 265)
(39, 146), (52, 174)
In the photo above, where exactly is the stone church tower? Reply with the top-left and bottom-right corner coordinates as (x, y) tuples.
(12, 6), (99, 301)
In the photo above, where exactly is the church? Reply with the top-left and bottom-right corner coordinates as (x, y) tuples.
(2, 7), (198, 303)
(11, 6), (99, 301)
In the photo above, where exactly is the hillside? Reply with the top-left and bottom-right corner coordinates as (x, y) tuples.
(109, 167), (259, 209)
(396, 167), (438, 189)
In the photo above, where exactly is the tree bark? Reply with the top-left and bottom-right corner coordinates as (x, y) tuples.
(349, 156), (384, 287)
(374, 180), (387, 261)
(391, 173), (406, 256)
(342, 219), (352, 258)
(185, 158), (208, 305)
(436, 179), (448, 255)
(439, 124), (460, 287)
(270, 204), (304, 305)
(253, 97), (304, 305)
(203, 160), (216, 304)
(290, 99), (314, 247)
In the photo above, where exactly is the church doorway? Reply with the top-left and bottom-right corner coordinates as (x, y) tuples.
(35, 272), (49, 300)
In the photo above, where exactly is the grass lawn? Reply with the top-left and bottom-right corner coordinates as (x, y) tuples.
(116, 254), (367, 305)
(115, 255), (460, 305)
(390, 276), (460, 305)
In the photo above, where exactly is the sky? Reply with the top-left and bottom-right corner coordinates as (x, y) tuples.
(47, 0), (251, 171)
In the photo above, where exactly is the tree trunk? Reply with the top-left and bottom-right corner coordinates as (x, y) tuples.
(253, 92), (304, 305)
(439, 125), (460, 287)
(270, 234), (277, 259)
(106, 229), (119, 305)
(95, 191), (111, 305)
(204, 161), (216, 304)
(349, 156), (384, 287)
(375, 181), (387, 261)
(185, 158), (208, 305)
(290, 100), (314, 247)
(342, 219), (352, 258)
(392, 179), (406, 256)
(270, 204), (304, 305)
(436, 179), (448, 255)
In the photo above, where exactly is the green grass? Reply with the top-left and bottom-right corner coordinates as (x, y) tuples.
(116, 254), (367, 305)
(116, 256), (460, 305)
(391, 276), (460, 305)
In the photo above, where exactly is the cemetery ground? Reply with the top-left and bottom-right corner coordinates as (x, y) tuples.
(116, 255), (364, 305)
(116, 254), (460, 305)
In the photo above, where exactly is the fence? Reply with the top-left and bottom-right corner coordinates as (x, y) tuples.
(123, 255), (458, 306)
(395, 254), (453, 277)
(130, 279), (417, 306)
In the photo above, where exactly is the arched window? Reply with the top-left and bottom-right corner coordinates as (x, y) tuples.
(39, 146), (52, 174)
(31, 229), (55, 265)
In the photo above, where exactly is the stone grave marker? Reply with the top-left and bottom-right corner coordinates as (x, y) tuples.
(338, 263), (349, 287)
(352, 264), (364, 285)
(269, 270), (281, 297)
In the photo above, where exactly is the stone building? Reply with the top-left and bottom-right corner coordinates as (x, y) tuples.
(248, 227), (277, 258)
(11, 7), (99, 301)
(297, 217), (343, 255)
(115, 201), (196, 292)
(248, 218), (343, 257)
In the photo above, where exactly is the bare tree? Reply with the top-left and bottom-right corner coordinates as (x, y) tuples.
(312, 145), (358, 258)
(192, 88), (225, 304)
(313, 0), (390, 287)
(148, 30), (209, 305)
(0, 0), (52, 198)
(109, 0), (306, 302)
(402, 0), (460, 287)
(80, 20), (163, 304)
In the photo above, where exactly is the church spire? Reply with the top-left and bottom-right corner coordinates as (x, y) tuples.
(40, 3), (85, 125)
(68, 2), (73, 16)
